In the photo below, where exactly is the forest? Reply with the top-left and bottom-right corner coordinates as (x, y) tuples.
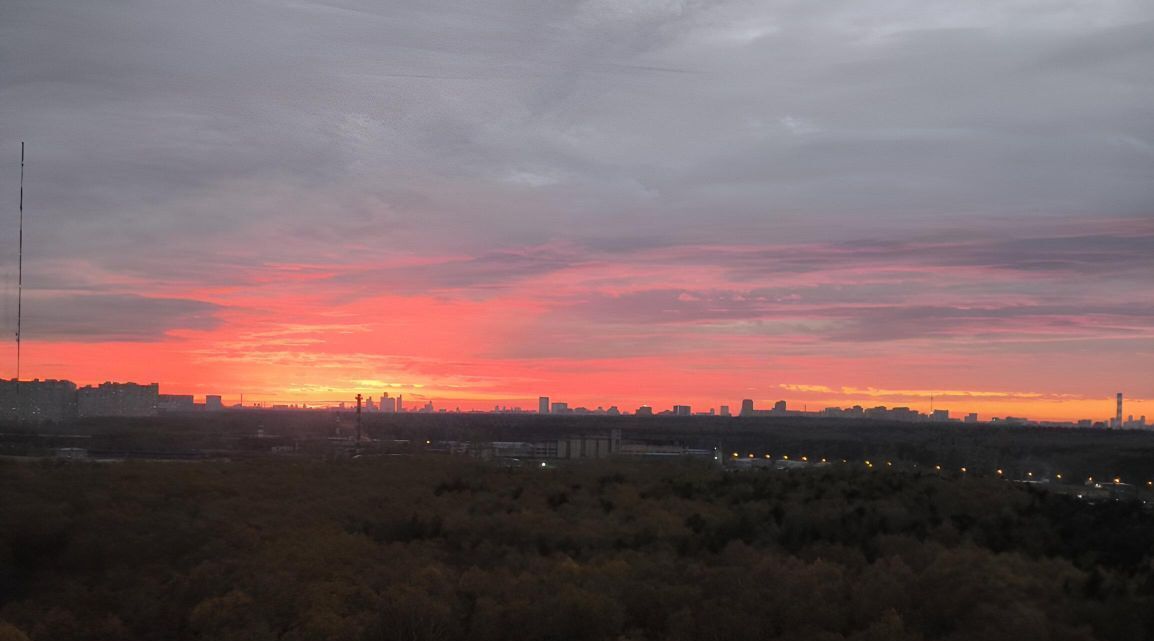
(2, 456), (1153, 641)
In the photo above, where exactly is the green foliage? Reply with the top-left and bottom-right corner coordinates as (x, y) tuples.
(1, 458), (1152, 641)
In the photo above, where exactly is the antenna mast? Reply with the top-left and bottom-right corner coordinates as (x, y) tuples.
(16, 142), (24, 381)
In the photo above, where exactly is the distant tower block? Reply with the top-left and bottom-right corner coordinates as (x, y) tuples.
(539, 396), (550, 414)
(1116, 392), (1123, 428)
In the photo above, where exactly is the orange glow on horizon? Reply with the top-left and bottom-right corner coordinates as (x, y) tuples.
(3, 239), (1148, 425)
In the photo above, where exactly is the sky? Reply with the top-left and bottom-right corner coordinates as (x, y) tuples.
(0, 0), (1152, 421)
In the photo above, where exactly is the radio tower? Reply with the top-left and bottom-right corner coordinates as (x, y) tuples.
(355, 393), (363, 450)
(16, 142), (25, 382)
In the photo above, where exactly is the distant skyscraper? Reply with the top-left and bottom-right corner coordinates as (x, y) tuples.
(719, 405), (730, 417)
(740, 399), (754, 417)
(380, 392), (396, 413)
(539, 396), (550, 414)
(673, 405), (691, 416)
(1116, 392), (1123, 428)
(396, 395), (403, 413)
(205, 395), (223, 411)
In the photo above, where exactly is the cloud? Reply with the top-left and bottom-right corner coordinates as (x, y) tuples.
(22, 293), (221, 342)
(1, 0), (1151, 416)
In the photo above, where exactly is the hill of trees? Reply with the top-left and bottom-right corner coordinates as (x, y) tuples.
(2, 457), (1153, 641)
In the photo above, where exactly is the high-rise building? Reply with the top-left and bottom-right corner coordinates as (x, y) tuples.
(539, 396), (550, 414)
(740, 399), (754, 417)
(77, 382), (159, 417)
(0, 378), (78, 422)
(551, 401), (569, 414)
(205, 395), (224, 411)
(673, 405), (691, 416)
(1116, 392), (1123, 429)
(964, 412), (978, 423)
(396, 395), (403, 413)
(158, 394), (195, 413)
(773, 400), (787, 413)
(719, 405), (730, 417)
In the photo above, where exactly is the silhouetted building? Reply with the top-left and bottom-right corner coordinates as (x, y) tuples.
(964, 412), (978, 424)
(673, 405), (692, 416)
(740, 399), (754, 417)
(635, 405), (653, 416)
(719, 405), (731, 417)
(539, 396), (550, 414)
(205, 395), (224, 411)
(0, 378), (78, 422)
(380, 393), (397, 413)
(78, 382), (158, 417)
(551, 401), (570, 414)
(158, 394), (195, 413)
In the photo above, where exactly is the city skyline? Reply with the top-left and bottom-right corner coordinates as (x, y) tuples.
(2, 375), (1147, 425)
(2, 0), (1152, 424)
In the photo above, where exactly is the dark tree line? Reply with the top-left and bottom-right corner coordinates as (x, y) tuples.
(2, 457), (1153, 640)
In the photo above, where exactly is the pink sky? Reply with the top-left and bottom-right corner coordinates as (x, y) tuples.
(4, 0), (1153, 423)
(12, 219), (1152, 423)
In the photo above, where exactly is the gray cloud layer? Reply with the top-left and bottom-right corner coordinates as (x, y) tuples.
(23, 293), (220, 342)
(0, 0), (1152, 343)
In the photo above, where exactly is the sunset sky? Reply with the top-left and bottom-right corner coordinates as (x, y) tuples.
(1, 0), (1152, 421)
